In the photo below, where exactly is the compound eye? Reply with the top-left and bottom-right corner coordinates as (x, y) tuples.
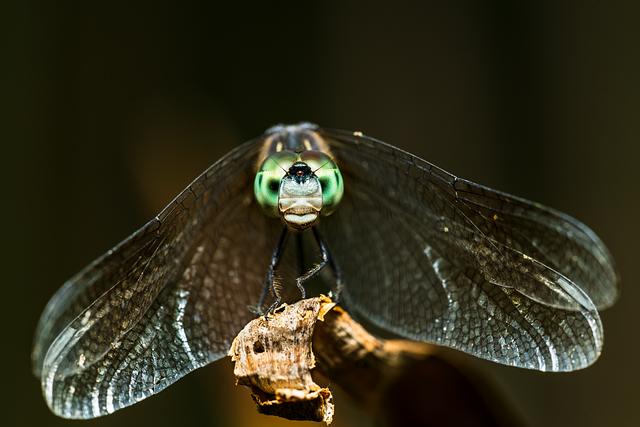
(300, 152), (344, 214)
(254, 155), (289, 216)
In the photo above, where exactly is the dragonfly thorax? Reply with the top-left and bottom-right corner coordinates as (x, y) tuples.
(263, 122), (328, 153)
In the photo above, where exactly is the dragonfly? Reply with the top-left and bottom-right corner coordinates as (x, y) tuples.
(32, 123), (618, 419)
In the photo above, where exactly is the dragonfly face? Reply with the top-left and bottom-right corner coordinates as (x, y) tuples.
(32, 122), (618, 420)
(277, 162), (322, 229)
(254, 127), (344, 229)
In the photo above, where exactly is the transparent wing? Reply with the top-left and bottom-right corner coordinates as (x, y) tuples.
(32, 215), (160, 378)
(33, 139), (282, 418)
(318, 128), (618, 371)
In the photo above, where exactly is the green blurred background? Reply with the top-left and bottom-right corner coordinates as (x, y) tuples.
(4, 1), (639, 426)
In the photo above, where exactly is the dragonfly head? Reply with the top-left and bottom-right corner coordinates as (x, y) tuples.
(254, 150), (344, 230)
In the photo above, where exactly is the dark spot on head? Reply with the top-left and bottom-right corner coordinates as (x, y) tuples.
(288, 162), (312, 183)
(253, 340), (265, 353)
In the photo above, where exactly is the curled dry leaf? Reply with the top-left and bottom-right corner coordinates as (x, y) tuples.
(228, 296), (335, 424)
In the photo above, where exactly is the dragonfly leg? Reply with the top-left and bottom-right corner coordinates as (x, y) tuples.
(313, 227), (343, 302)
(296, 232), (305, 276)
(255, 226), (289, 315)
(291, 226), (336, 300)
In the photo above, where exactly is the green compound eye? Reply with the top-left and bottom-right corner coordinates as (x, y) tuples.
(300, 151), (344, 215)
(254, 152), (296, 216)
(316, 166), (344, 214)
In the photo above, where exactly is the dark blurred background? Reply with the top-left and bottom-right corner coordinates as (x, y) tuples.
(4, 1), (639, 426)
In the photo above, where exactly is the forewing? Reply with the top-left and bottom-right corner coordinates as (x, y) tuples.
(318, 128), (617, 371)
(34, 139), (281, 418)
